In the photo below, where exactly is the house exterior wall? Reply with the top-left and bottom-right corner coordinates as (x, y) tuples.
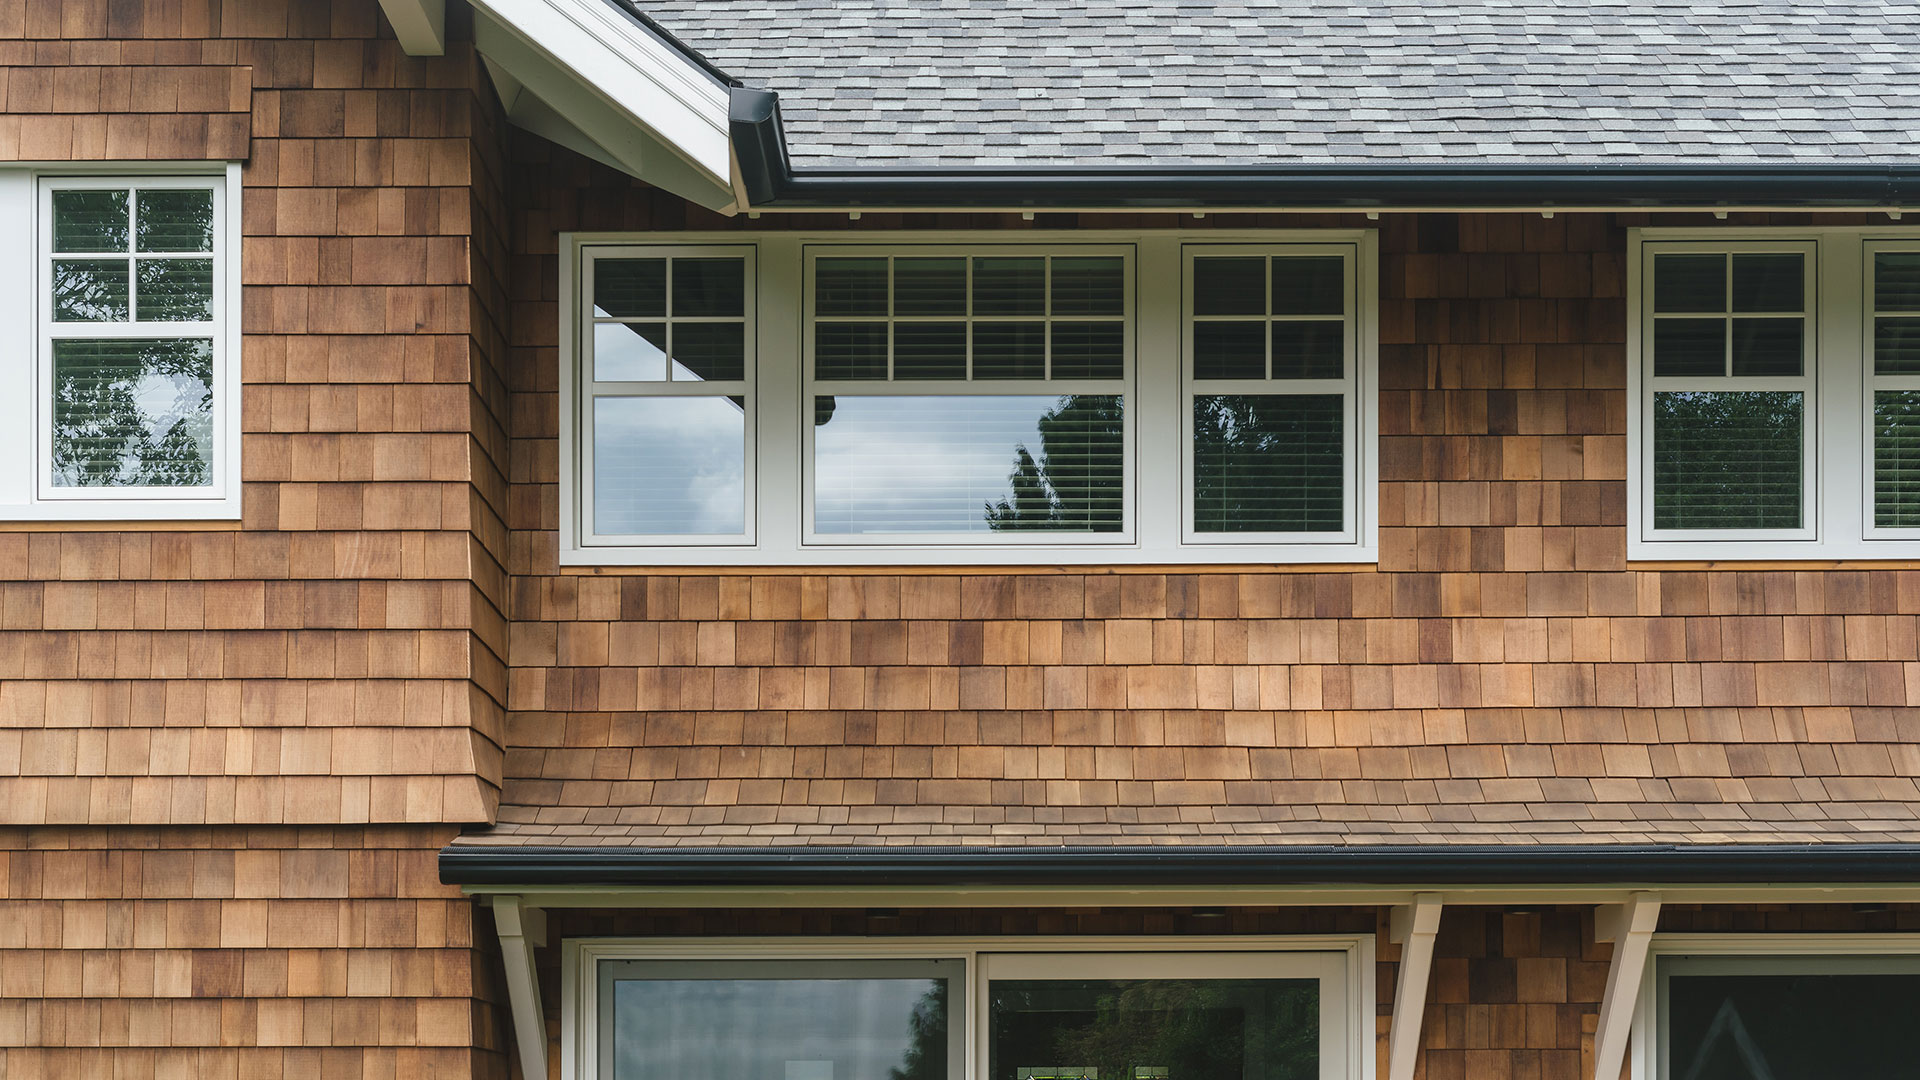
(0, 3), (1915, 1079)
(0, 2), (511, 1076)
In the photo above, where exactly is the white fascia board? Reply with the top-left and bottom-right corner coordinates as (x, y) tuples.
(469, 0), (734, 193)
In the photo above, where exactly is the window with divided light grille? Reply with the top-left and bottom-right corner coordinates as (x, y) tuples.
(40, 177), (227, 501)
(566, 236), (1377, 564)
(806, 247), (1129, 541)
(1632, 230), (1920, 559)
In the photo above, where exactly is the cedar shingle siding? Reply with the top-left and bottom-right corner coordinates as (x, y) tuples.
(0, 2), (1912, 1078)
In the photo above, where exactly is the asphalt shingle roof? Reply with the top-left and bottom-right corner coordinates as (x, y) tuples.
(635, 0), (1920, 169)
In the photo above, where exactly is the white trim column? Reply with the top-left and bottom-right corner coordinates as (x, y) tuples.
(496, 895), (551, 1080)
(1593, 892), (1662, 1080)
(1387, 893), (1443, 1080)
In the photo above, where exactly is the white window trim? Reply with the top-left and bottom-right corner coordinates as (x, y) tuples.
(562, 934), (1376, 1080)
(0, 162), (242, 521)
(1627, 225), (1920, 561)
(1630, 932), (1920, 1080)
(560, 229), (1380, 566)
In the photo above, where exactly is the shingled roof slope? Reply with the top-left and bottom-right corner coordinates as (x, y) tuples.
(633, 0), (1920, 169)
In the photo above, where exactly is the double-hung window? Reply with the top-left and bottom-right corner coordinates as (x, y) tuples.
(0, 169), (239, 520)
(1629, 227), (1920, 559)
(564, 231), (1379, 565)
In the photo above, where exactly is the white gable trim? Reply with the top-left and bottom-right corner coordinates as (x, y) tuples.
(469, 0), (738, 212)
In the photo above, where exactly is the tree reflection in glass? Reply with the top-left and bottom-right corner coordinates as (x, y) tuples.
(988, 978), (1318, 1080)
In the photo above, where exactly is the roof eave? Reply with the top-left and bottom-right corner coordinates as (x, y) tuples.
(440, 842), (1920, 888)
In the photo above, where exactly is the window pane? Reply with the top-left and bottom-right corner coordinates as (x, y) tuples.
(52, 189), (129, 253)
(1666, 969), (1920, 1080)
(1192, 256), (1265, 316)
(1730, 252), (1803, 313)
(607, 964), (958, 1080)
(1271, 256), (1344, 316)
(814, 395), (1123, 534)
(52, 259), (129, 322)
(1729, 318), (1801, 377)
(816, 323), (889, 381)
(593, 396), (744, 535)
(817, 257), (889, 317)
(1271, 321), (1344, 380)
(974, 323), (1046, 380)
(1876, 391), (1920, 528)
(135, 189), (214, 253)
(52, 338), (213, 488)
(894, 257), (966, 316)
(135, 258), (213, 322)
(1193, 322), (1265, 380)
(1652, 319), (1725, 377)
(1193, 394), (1344, 533)
(595, 322), (666, 381)
(1654, 253), (1725, 313)
(1051, 256), (1124, 316)
(973, 257), (1046, 316)
(1653, 391), (1801, 530)
(894, 323), (967, 380)
(1874, 251), (1920, 311)
(593, 259), (665, 318)
(672, 323), (746, 382)
(988, 978), (1318, 1080)
(1049, 322), (1123, 379)
(1875, 317), (1920, 375)
(672, 257), (745, 317)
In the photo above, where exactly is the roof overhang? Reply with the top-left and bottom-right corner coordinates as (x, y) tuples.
(466, 0), (740, 212)
(442, 842), (1920, 894)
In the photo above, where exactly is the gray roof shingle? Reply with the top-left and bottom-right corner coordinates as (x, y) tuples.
(634, 0), (1920, 169)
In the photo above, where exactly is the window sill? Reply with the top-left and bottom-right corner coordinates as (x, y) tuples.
(0, 497), (242, 524)
(1628, 537), (1920, 562)
(560, 542), (1379, 569)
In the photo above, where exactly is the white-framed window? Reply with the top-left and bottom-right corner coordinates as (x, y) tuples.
(0, 166), (240, 521)
(1628, 226), (1920, 559)
(563, 936), (1374, 1080)
(1632, 934), (1920, 1079)
(561, 231), (1379, 566)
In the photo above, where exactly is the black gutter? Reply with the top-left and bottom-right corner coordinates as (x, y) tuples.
(727, 87), (1920, 210)
(441, 843), (1920, 888)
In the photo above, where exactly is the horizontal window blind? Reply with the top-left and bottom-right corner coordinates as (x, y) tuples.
(1652, 390), (1802, 530)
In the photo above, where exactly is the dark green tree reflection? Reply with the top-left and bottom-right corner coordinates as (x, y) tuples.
(985, 395), (1124, 531)
(989, 979), (1318, 1080)
(52, 339), (213, 487)
(888, 980), (951, 1080)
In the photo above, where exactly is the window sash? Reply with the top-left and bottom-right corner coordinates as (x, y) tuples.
(1181, 243), (1360, 545)
(579, 244), (757, 546)
(35, 174), (229, 503)
(1636, 239), (1819, 543)
(801, 243), (1136, 546)
(1864, 238), (1920, 537)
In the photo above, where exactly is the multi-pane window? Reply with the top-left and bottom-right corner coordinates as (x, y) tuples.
(565, 234), (1379, 564)
(1870, 243), (1920, 529)
(1184, 246), (1357, 541)
(805, 247), (1129, 540)
(1630, 229), (1920, 559)
(582, 247), (754, 543)
(1642, 245), (1814, 535)
(40, 177), (227, 499)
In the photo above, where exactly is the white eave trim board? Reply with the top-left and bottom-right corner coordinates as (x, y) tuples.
(468, 0), (735, 206)
(379, 0), (446, 55)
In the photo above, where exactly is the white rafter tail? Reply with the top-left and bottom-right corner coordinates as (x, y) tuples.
(378, 0), (446, 55)
(495, 895), (551, 1080)
(1592, 891), (1662, 1080)
(1387, 892), (1444, 1080)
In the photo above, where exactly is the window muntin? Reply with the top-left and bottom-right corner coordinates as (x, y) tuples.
(581, 246), (755, 544)
(597, 958), (964, 1080)
(1637, 241), (1817, 541)
(1183, 246), (1359, 543)
(38, 177), (227, 501)
(802, 246), (1132, 542)
(1652, 953), (1920, 1080)
(1868, 241), (1920, 531)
